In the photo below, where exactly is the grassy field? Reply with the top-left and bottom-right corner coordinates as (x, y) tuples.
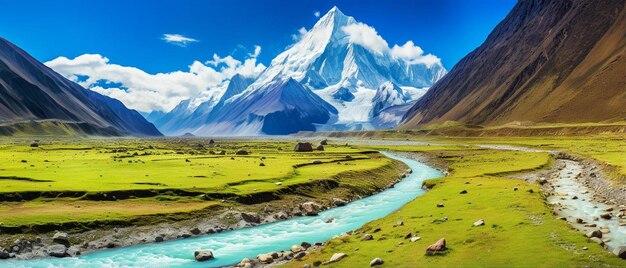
(0, 138), (400, 230)
(286, 139), (625, 267)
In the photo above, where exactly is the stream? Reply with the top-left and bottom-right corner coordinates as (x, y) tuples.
(547, 159), (626, 250)
(5, 151), (443, 267)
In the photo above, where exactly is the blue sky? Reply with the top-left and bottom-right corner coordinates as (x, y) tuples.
(1, 0), (515, 72)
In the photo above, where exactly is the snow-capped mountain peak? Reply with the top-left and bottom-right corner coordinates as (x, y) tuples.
(148, 6), (447, 135)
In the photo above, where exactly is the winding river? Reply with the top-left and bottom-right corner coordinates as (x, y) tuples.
(5, 152), (443, 268)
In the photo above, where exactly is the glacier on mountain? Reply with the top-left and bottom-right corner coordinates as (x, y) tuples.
(149, 6), (446, 135)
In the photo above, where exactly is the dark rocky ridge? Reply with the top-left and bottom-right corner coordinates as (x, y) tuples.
(401, 0), (626, 128)
(0, 38), (161, 136)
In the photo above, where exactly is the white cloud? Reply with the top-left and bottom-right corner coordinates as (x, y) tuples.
(248, 45), (261, 58)
(314, 11), (320, 17)
(291, 27), (308, 41)
(341, 23), (389, 54)
(391, 41), (441, 66)
(45, 51), (265, 113)
(161, 34), (199, 47)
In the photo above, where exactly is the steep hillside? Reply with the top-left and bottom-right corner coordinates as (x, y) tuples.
(401, 0), (626, 128)
(0, 38), (161, 136)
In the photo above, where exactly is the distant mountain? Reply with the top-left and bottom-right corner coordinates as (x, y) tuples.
(148, 73), (256, 135)
(194, 77), (337, 135)
(160, 7), (446, 135)
(401, 0), (626, 128)
(0, 38), (161, 136)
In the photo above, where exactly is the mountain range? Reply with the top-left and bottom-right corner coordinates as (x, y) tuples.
(149, 7), (446, 135)
(0, 38), (161, 136)
(401, 0), (626, 128)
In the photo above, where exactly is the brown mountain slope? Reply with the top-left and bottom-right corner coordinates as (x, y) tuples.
(400, 0), (626, 129)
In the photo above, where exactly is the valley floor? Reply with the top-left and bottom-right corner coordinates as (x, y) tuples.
(0, 134), (624, 266)
(280, 135), (626, 267)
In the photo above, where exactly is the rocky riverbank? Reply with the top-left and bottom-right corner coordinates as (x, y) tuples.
(0, 161), (412, 261)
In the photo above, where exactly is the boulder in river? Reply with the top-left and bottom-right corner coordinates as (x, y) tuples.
(194, 250), (214, 261)
(600, 213), (612, 219)
(425, 238), (447, 255)
(294, 142), (314, 152)
(301, 241), (312, 249)
(370, 257), (384, 266)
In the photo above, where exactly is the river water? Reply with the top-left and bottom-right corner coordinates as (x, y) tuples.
(5, 152), (443, 268)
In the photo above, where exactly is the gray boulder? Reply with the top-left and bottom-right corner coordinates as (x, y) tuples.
(294, 142), (314, 152)
(194, 250), (214, 261)
(613, 246), (626, 259)
(52, 231), (70, 246)
(370, 257), (384, 266)
(241, 212), (261, 223)
(47, 244), (68, 258)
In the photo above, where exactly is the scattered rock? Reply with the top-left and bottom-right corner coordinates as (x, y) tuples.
(584, 223), (597, 227)
(600, 213), (612, 220)
(301, 202), (322, 216)
(586, 230), (603, 238)
(30, 142), (39, 147)
(257, 253), (274, 263)
(190, 228), (201, 235)
(373, 228), (382, 233)
(294, 143), (314, 152)
(294, 251), (307, 259)
(369, 257), (384, 266)
(236, 150), (249, 155)
(363, 234), (373, 241)
(332, 198), (347, 206)
(473, 219), (485, 226)
(155, 236), (164, 242)
(576, 218), (584, 224)
(396, 220), (404, 226)
(410, 237), (421, 242)
(590, 237), (604, 246)
(320, 140), (328, 145)
(47, 244), (68, 258)
(291, 245), (305, 253)
(600, 228), (611, 234)
(459, 190), (468, 194)
(194, 250), (214, 261)
(329, 252), (347, 263)
(259, 163), (265, 166)
(404, 233), (412, 239)
(513, 187), (518, 191)
(436, 203), (445, 208)
(425, 238), (446, 255)
(241, 212), (261, 223)
(582, 246), (588, 250)
(316, 145), (324, 151)
(612, 246), (626, 259)
(52, 231), (70, 246)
